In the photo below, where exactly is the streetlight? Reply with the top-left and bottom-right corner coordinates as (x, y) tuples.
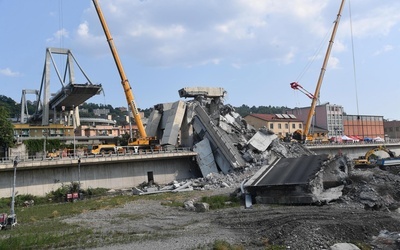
(43, 129), (48, 159)
(9, 156), (18, 227)
(78, 157), (81, 198)
(72, 105), (76, 159)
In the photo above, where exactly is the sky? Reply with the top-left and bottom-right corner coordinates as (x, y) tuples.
(1, 0), (400, 120)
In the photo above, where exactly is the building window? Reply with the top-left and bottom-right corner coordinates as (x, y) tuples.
(292, 124), (295, 129)
(278, 124), (282, 129)
(285, 124), (289, 129)
(299, 124), (302, 129)
(270, 123), (274, 129)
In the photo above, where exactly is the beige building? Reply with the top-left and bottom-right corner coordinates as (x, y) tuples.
(13, 124), (75, 138)
(244, 114), (303, 138)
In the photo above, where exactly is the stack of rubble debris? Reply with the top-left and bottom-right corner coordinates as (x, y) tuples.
(139, 87), (349, 205)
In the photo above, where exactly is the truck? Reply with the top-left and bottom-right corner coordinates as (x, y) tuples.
(46, 150), (60, 159)
(92, 0), (159, 149)
(89, 144), (119, 155)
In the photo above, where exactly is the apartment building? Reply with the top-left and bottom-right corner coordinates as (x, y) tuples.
(287, 103), (343, 138)
(244, 113), (303, 138)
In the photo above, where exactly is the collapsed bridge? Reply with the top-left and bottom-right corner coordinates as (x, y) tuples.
(145, 87), (349, 205)
(21, 47), (102, 126)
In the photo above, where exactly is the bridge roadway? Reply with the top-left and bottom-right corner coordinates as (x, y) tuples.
(0, 148), (198, 197)
(1, 142), (400, 198)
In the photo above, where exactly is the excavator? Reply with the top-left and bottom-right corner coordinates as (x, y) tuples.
(290, 0), (345, 143)
(353, 145), (396, 167)
(92, 0), (159, 149)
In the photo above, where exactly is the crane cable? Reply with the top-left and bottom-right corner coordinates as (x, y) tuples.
(295, 28), (331, 83)
(293, 15), (336, 114)
(58, 0), (66, 85)
(348, 0), (359, 116)
(58, 0), (64, 49)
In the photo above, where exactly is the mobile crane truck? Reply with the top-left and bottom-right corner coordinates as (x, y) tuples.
(92, 0), (159, 149)
(291, 0), (345, 143)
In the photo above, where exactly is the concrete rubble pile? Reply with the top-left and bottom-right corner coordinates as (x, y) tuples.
(146, 87), (316, 174)
(135, 87), (351, 205)
(338, 167), (400, 211)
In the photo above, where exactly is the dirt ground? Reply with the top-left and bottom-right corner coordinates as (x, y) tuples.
(63, 166), (400, 250)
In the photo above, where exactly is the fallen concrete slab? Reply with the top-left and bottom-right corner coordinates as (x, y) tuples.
(193, 138), (219, 177)
(161, 100), (186, 146)
(247, 128), (277, 152)
(245, 154), (349, 204)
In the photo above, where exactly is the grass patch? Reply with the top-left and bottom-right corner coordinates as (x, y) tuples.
(193, 239), (245, 250)
(200, 195), (240, 210)
(213, 239), (245, 250)
(0, 189), (242, 249)
(0, 220), (96, 249)
(0, 194), (140, 249)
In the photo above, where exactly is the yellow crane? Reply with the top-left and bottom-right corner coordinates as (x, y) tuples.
(291, 0), (346, 143)
(92, 0), (158, 148)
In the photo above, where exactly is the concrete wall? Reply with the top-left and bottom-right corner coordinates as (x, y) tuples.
(0, 155), (199, 197)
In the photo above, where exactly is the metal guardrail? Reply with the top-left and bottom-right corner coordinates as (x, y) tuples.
(1, 147), (194, 165)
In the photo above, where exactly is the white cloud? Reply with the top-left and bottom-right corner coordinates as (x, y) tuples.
(77, 0), (400, 68)
(77, 21), (90, 38)
(327, 56), (340, 70)
(344, 5), (400, 38)
(129, 24), (186, 39)
(0, 68), (20, 77)
(373, 45), (394, 56)
(46, 28), (69, 43)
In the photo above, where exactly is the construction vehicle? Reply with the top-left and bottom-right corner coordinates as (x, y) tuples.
(88, 144), (120, 155)
(290, 0), (345, 143)
(353, 145), (396, 167)
(92, 0), (159, 149)
(46, 150), (60, 159)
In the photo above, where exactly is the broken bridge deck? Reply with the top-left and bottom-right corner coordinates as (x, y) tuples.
(245, 154), (329, 204)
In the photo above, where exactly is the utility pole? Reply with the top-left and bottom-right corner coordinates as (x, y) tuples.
(9, 156), (18, 227)
(78, 157), (81, 197)
(43, 129), (48, 159)
(73, 105), (76, 159)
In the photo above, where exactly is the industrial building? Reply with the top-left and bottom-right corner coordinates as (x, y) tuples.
(343, 114), (384, 140)
(287, 103), (384, 140)
(384, 120), (400, 139)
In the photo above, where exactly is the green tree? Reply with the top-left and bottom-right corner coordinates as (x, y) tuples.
(0, 106), (15, 156)
(0, 95), (20, 118)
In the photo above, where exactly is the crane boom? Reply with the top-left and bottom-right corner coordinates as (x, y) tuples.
(302, 0), (345, 141)
(92, 0), (147, 139)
